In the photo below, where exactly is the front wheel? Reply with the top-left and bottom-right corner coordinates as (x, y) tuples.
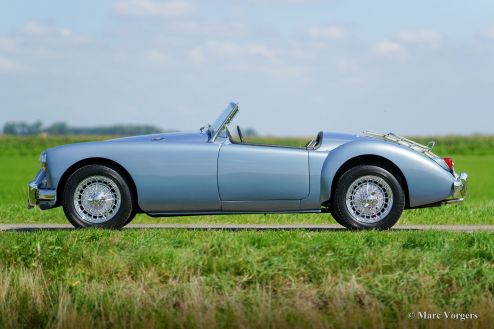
(331, 165), (405, 229)
(62, 165), (134, 229)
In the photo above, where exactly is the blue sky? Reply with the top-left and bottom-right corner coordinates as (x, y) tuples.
(0, 0), (493, 135)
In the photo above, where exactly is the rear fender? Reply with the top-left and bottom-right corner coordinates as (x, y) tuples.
(320, 140), (455, 207)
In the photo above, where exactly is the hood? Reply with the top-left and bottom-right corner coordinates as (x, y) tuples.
(106, 131), (208, 143)
(46, 131), (208, 155)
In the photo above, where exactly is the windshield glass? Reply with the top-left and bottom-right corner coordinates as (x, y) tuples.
(210, 102), (239, 139)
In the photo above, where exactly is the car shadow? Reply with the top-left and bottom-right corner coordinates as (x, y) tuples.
(0, 225), (422, 232)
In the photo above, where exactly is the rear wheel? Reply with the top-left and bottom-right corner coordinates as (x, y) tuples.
(331, 165), (405, 229)
(62, 165), (134, 229)
(124, 210), (137, 225)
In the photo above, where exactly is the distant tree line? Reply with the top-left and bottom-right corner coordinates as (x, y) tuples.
(2, 121), (164, 136)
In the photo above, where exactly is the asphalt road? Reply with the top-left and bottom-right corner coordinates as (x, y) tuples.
(1, 223), (493, 232)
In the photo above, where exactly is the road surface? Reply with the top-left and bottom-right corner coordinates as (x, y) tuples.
(1, 223), (493, 232)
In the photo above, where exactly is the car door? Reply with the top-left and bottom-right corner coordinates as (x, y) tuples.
(217, 143), (310, 203)
(120, 139), (222, 213)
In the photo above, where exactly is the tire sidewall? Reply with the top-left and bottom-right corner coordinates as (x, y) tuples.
(333, 165), (405, 229)
(62, 165), (133, 228)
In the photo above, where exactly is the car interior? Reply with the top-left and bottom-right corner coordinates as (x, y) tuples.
(226, 126), (323, 150)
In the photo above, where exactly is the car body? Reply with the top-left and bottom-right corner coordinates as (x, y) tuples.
(28, 102), (468, 229)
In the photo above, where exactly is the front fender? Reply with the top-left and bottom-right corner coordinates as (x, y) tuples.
(46, 142), (128, 188)
(320, 140), (455, 207)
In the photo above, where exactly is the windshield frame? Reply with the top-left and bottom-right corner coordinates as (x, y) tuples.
(209, 102), (239, 142)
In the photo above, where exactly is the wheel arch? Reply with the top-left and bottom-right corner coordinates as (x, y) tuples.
(326, 155), (410, 208)
(56, 157), (141, 212)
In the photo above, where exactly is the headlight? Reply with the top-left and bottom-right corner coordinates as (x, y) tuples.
(40, 152), (47, 170)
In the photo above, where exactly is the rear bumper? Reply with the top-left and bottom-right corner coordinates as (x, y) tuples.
(411, 171), (468, 209)
(27, 170), (57, 210)
(441, 171), (468, 205)
(452, 172), (468, 199)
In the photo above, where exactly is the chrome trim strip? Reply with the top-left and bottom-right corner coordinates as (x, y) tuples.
(147, 209), (321, 217)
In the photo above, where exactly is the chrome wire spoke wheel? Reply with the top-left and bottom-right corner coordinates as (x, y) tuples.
(345, 175), (393, 224)
(73, 175), (121, 224)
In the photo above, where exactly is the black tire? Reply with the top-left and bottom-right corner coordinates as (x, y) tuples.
(329, 207), (347, 227)
(62, 165), (134, 229)
(124, 209), (137, 226)
(331, 165), (405, 230)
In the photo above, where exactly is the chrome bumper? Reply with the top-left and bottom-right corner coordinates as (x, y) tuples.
(441, 172), (468, 205)
(27, 170), (57, 210)
(452, 172), (468, 200)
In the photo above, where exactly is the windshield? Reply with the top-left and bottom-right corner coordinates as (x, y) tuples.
(209, 102), (239, 140)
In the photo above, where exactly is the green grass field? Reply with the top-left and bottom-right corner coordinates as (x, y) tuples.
(0, 135), (493, 328)
(1, 229), (493, 329)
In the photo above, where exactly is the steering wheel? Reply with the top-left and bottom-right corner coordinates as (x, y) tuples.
(236, 125), (244, 143)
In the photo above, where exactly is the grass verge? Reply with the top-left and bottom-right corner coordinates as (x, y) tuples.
(0, 229), (493, 328)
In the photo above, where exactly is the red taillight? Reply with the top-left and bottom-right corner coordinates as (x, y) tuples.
(443, 157), (454, 170)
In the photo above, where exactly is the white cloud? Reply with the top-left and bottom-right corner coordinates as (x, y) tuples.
(188, 48), (205, 64)
(306, 41), (330, 50)
(167, 20), (249, 39)
(143, 50), (171, 65)
(272, 66), (308, 79)
(249, 0), (326, 4)
(207, 41), (275, 59)
(308, 25), (347, 40)
(212, 42), (274, 58)
(23, 22), (73, 38)
(0, 57), (21, 73)
(187, 42), (275, 64)
(336, 59), (359, 74)
(373, 40), (405, 57)
(113, 0), (195, 17)
(59, 28), (73, 38)
(486, 26), (494, 39)
(398, 29), (443, 48)
(0, 37), (17, 53)
(23, 22), (50, 36)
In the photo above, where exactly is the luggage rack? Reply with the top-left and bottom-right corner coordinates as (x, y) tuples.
(363, 131), (437, 157)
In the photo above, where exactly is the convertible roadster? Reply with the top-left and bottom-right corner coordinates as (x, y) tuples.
(28, 102), (467, 229)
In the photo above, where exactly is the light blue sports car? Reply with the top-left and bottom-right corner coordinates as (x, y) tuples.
(28, 102), (467, 229)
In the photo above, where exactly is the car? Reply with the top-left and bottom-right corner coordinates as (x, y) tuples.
(28, 102), (468, 229)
